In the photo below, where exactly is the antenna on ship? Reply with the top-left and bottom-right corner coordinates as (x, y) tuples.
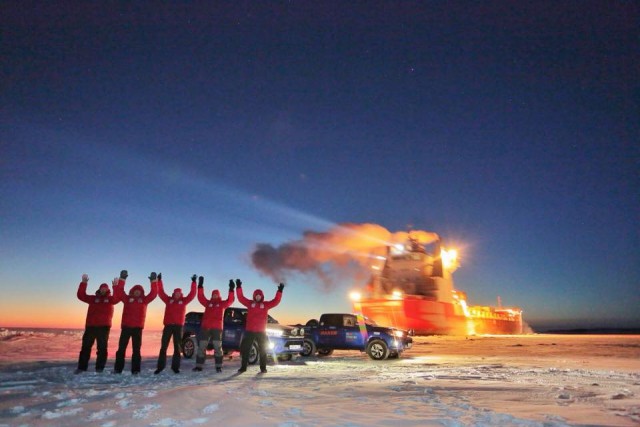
(497, 296), (502, 308)
(406, 223), (414, 240)
(405, 223), (427, 254)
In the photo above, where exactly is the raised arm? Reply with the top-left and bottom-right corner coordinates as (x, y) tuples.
(113, 270), (128, 303)
(235, 279), (251, 307)
(197, 275), (209, 306)
(264, 283), (284, 309)
(109, 277), (120, 305)
(157, 274), (169, 303)
(144, 272), (158, 304)
(223, 279), (236, 308)
(76, 274), (92, 303)
(184, 277), (197, 303)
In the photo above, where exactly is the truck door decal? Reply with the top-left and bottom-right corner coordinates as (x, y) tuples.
(345, 331), (360, 341)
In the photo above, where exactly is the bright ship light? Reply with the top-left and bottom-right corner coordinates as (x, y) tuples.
(391, 289), (403, 300)
(349, 291), (361, 302)
(441, 248), (458, 270)
(390, 243), (405, 255)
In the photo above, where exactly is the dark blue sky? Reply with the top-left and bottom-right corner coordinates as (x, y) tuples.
(1, 2), (638, 329)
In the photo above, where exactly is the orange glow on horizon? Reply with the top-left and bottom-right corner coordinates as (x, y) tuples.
(1, 307), (87, 329)
(1, 301), (306, 330)
(1, 302), (167, 331)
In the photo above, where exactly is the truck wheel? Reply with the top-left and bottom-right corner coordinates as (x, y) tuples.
(300, 339), (316, 357)
(317, 348), (334, 357)
(248, 341), (260, 365)
(366, 339), (389, 360)
(182, 336), (197, 359)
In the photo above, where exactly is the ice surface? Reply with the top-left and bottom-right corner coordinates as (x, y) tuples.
(0, 330), (638, 426)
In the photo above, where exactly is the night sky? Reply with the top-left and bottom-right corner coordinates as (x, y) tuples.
(1, 2), (638, 330)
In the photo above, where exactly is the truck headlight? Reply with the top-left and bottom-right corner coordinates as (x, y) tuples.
(266, 328), (283, 338)
(393, 330), (404, 338)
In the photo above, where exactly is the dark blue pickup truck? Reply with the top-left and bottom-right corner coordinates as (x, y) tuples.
(182, 307), (305, 364)
(299, 313), (413, 360)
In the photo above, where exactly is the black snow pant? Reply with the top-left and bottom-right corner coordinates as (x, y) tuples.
(77, 326), (110, 372)
(240, 331), (269, 371)
(156, 324), (182, 372)
(114, 327), (143, 373)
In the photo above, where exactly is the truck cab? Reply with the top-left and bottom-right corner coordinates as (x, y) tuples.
(300, 313), (412, 360)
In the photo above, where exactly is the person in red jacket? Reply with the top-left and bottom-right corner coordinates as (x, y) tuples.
(75, 272), (121, 373)
(154, 273), (196, 374)
(193, 277), (235, 372)
(235, 279), (284, 374)
(113, 271), (158, 374)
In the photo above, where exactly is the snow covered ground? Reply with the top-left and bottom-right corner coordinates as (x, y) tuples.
(0, 329), (638, 426)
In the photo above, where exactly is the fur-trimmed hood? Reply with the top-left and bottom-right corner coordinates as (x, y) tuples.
(96, 283), (111, 296)
(253, 289), (264, 301)
(129, 284), (145, 296)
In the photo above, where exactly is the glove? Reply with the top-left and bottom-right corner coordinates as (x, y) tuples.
(229, 279), (235, 291)
(235, 279), (242, 288)
(198, 276), (204, 288)
(120, 270), (128, 280)
(112, 277), (119, 287)
(81, 274), (89, 283)
(149, 272), (157, 281)
(191, 274), (197, 283)
(278, 283), (285, 292)
(158, 273), (162, 280)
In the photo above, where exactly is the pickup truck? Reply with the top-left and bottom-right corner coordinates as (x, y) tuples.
(299, 313), (413, 360)
(181, 307), (305, 365)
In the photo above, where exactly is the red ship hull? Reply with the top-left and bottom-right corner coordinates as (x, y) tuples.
(357, 296), (523, 335)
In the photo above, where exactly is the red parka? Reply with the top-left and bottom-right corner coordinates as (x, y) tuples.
(158, 279), (196, 326)
(77, 282), (119, 327)
(114, 279), (158, 328)
(236, 287), (282, 333)
(198, 288), (235, 330)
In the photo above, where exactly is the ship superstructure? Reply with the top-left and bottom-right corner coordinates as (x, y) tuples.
(353, 237), (523, 335)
